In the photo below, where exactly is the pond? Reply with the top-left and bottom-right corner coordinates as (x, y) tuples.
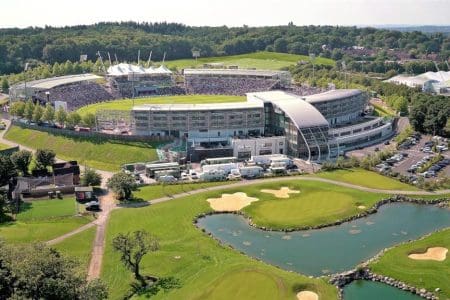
(197, 203), (450, 276)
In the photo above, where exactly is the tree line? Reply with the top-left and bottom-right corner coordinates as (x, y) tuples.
(9, 101), (96, 129)
(1, 22), (450, 75)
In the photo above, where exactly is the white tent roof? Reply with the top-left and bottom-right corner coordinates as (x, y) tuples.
(107, 63), (172, 76)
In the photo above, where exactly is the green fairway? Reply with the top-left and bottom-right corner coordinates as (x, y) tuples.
(53, 227), (96, 272)
(370, 228), (450, 298)
(102, 181), (339, 299)
(77, 95), (245, 116)
(316, 168), (420, 191)
(241, 180), (388, 229)
(134, 181), (233, 201)
(4, 125), (159, 171)
(165, 51), (335, 70)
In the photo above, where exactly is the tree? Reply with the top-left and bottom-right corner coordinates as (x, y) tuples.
(10, 150), (32, 176)
(112, 230), (160, 286)
(9, 101), (26, 118)
(274, 38), (288, 53)
(34, 149), (56, 171)
(107, 172), (137, 200)
(1, 78), (9, 92)
(82, 113), (96, 129)
(81, 167), (102, 186)
(24, 101), (35, 122)
(32, 104), (44, 123)
(0, 156), (17, 186)
(55, 106), (67, 126)
(0, 241), (108, 299)
(66, 112), (81, 129)
(42, 103), (55, 123)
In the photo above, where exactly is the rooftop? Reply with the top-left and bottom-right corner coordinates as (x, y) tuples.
(107, 63), (172, 76)
(247, 91), (329, 128)
(13, 74), (102, 90)
(302, 89), (363, 103)
(133, 100), (264, 112)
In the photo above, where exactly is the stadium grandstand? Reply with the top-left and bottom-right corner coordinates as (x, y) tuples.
(385, 71), (450, 95)
(107, 63), (184, 98)
(9, 74), (117, 110)
(183, 69), (291, 95)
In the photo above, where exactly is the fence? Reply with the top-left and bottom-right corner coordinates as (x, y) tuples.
(12, 121), (173, 143)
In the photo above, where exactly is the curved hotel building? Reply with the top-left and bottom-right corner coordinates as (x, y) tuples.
(131, 89), (394, 162)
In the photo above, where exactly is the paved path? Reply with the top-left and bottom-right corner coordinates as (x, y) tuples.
(87, 191), (116, 280)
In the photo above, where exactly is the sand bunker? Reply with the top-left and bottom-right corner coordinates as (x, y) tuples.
(297, 291), (319, 300)
(207, 192), (259, 211)
(357, 205), (366, 209)
(408, 247), (448, 261)
(261, 187), (300, 198)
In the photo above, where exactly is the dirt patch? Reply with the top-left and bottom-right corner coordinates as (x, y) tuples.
(207, 192), (259, 211)
(260, 187), (300, 198)
(408, 247), (448, 261)
(297, 291), (319, 300)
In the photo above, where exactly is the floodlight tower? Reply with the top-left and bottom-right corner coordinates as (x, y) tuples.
(24, 63), (29, 101)
(147, 51), (153, 67)
(309, 53), (316, 82)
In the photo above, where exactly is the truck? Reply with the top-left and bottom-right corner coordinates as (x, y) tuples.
(249, 154), (292, 168)
(199, 169), (227, 181)
(238, 166), (264, 178)
(202, 163), (238, 175)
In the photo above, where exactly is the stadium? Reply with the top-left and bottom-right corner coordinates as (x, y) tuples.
(9, 63), (394, 162)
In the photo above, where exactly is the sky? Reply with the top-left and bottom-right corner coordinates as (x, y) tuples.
(2, 0), (450, 28)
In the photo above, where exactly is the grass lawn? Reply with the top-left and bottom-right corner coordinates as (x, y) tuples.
(315, 168), (420, 191)
(165, 51), (335, 70)
(77, 95), (245, 116)
(53, 227), (96, 273)
(4, 126), (159, 171)
(370, 228), (450, 298)
(0, 196), (93, 244)
(134, 181), (234, 201)
(16, 198), (77, 221)
(0, 142), (11, 150)
(102, 181), (339, 299)
(241, 180), (388, 229)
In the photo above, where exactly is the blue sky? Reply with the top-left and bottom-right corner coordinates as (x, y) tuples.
(2, 0), (449, 28)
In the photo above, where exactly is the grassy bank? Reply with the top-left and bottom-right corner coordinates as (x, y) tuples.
(4, 125), (159, 171)
(370, 228), (450, 298)
(315, 168), (420, 191)
(102, 181), (340, 299)
(0, 142), (11, 150)
(165, 51), (335, 70)
(77, 95), (245, 116)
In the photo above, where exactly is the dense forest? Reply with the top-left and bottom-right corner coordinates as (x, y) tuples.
(1, 22), (450, 75)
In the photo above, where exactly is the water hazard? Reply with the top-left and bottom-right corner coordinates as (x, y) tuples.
(344, 280), (423, 300)
(197, 203), (450, 276)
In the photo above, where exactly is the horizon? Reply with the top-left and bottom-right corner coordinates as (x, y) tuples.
(2, 0), (450, 29)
